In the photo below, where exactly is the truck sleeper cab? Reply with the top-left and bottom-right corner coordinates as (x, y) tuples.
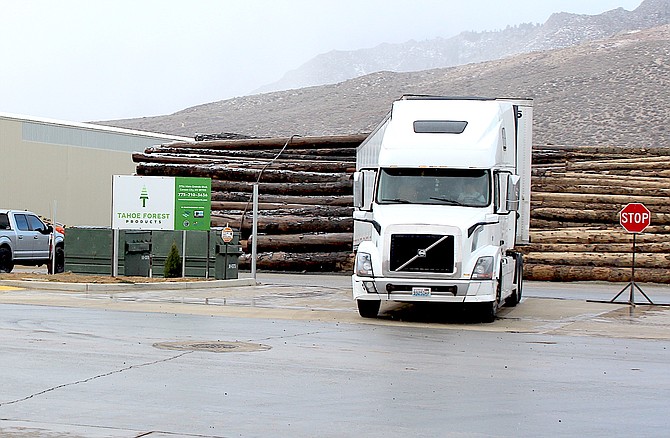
(352, 96), (532, 322)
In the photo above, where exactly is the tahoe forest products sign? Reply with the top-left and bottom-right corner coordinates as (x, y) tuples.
(112, 176), (211, 231)
(174, 177), (212, 231)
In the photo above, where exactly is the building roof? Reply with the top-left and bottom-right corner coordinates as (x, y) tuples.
(0, 112), (193, 142)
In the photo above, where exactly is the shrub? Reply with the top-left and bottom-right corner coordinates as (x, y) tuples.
(164, 242), (182, 278)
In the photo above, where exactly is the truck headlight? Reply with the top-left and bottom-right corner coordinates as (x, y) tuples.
(472, 256), (494, 280)
(355, 252), (374, 277)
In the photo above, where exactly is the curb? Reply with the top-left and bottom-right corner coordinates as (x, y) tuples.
(0, 278), (257, 292)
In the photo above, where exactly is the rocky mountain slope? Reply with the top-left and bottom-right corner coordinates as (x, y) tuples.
(253, 0), (669, 94)
(101, 24), (670, 148)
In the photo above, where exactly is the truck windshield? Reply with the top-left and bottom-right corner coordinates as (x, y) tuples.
(377, 168), (490, 207)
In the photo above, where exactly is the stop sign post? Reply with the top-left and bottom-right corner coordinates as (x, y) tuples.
(620, 203), (651, 233)
(611, 203), (654, 305)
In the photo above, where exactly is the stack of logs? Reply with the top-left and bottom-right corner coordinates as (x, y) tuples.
(134, 135), (363, 272)
(133, 138), (670, 283)
(526, 145), (670, 283)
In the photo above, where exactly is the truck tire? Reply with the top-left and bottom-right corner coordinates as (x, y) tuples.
(504, 255), (523, 307)
(47, 245), (65, 274)
(482, 266), (502, 322)
(357, 299), (381, 318)
(0, 247), (14, 273)
(481, 300), (498, 323)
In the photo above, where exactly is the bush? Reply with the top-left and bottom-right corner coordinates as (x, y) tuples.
(164, 242), (182, 278)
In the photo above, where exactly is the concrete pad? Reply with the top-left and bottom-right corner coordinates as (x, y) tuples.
(1, 280), (669, 340)
(3, 273), (670, 340)
(0, 277), (256, 291)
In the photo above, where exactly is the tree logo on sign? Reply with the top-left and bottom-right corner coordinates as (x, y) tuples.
(140, 186), (149, 208)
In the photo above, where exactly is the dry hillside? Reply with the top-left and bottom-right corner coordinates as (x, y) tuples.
(101, 25), (670, 148)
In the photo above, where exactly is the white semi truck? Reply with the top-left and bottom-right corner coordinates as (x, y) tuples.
(352, 96), (532, 322)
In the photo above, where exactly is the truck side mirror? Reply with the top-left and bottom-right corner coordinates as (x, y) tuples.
(353, 170), (376, 211)
(353, 172), (364, 208)
(506, 174), (521, 211)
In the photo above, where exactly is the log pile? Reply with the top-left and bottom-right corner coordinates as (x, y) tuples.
(134, 135), (364, 272)
(133, 139), (670, 283)
(526, 145), (670, 283)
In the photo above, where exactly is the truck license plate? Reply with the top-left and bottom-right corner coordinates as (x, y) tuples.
(412, 287), (431, 297)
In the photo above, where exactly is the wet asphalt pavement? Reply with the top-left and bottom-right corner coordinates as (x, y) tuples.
(1, 273), (669, 437)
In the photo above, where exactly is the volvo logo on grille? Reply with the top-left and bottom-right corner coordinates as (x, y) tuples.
(417, 249), (427, 258)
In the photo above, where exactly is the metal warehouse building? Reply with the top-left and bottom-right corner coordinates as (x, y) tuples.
(0, 113), (191, 227)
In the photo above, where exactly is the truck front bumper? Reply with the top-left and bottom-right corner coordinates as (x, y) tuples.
(352, 275), (496, 304)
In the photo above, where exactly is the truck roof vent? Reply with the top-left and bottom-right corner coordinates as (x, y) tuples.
(414, 120), (467, 134)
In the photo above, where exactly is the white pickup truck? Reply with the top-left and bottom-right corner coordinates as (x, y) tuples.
(0, 209), (65, 273)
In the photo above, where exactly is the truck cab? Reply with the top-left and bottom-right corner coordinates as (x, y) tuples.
(352, 96), (532, 321)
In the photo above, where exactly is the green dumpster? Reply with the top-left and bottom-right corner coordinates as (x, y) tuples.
(64, 227), (114, 275)
(151, 230), (216, 278)
(123, 231), (152, 276)
(215, 229), (242, 280)
(64, 228), (221, 278)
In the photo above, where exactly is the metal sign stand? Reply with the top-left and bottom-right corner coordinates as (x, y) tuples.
(182, 230), (187, 278)
(610, 233), (654, 306)
(112, 228), (119, 277)
(51, 200), (57, 275)
(251, 184), (259, 282)
(149, 231), (154, 278)
(205, 231), (210, 279)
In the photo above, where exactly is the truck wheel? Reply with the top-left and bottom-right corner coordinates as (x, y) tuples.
(481, 300), (498, 323)
(0, 247), (14, 273)
(0, 247), (13, 273)
(48, 245), (65, 274)
(357, 300), (380, 318)
(504, 256), (523, 307)
(482, 267), (502, 322)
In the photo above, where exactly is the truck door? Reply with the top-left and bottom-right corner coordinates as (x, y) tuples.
(12, 214), (35, 260)
(26, 214), (51, 259)
(494, 172), (517, 291)
(13, 214), (50, 260)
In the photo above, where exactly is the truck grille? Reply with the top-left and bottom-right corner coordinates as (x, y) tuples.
(390, 234), (454, 273)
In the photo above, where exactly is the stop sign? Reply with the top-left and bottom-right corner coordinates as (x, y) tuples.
(620, 203), (651, 233)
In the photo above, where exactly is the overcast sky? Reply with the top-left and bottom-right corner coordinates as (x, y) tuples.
(0, 0), (643, 122)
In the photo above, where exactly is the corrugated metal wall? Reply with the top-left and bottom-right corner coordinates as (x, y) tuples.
(1, 116), (190, 227)
(22, 121), (178, 153)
